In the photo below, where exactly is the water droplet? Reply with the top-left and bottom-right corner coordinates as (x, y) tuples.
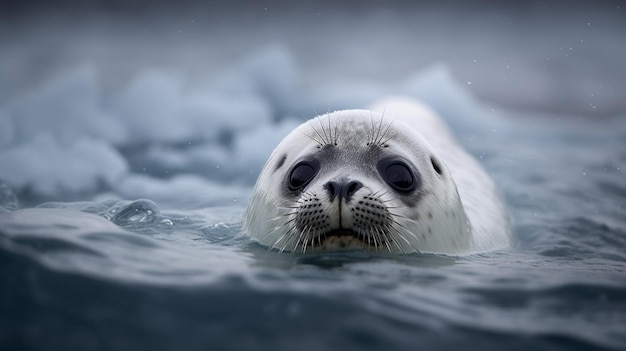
(467, 81), (472, 85)
(111, 199), (160, 227)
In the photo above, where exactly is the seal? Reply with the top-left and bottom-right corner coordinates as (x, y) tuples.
(244, 97), (511, 255)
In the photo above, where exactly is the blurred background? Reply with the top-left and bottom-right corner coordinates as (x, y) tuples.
(2, 0), (624, 117)
(0, 0), (624, 204)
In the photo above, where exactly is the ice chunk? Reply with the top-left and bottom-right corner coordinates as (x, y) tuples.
(113, 173), (250, 205)
(181, 91), (273, 140)
(136, 118), (299, 184)
(403, 64), (498, 132)
(109, 70), (189, 144)
(7, 65), (127, 146)
(0, 134), (128, 196)
(212, 45), (301, 116)
(139, 142), (231, 179)
(110, 69), (275, 146)
(231, 118), (302, 183)
(0, 46), (502, 203)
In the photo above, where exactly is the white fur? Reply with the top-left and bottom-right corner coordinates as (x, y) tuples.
(244, 97), (511, 255)
(369, 98), (511, 253)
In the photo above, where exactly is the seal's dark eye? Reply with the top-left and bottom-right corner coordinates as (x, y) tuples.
(288, 161), (319, 190)
(385, 163), (413, 190)
(378, 160), (418, 193)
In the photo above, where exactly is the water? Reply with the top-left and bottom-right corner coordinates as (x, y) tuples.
(1, 113), (625, 351)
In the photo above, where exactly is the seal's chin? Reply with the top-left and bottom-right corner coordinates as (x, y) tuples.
(315, 229), (371, 251)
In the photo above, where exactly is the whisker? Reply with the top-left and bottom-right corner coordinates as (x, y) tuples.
(332, 116), (339, 145)
(378, 120), (395, 146)
(300, 130), (324, 147)
(317, 116), (331, 145)
(310, 123), (327, 147)
(388, 227), (406, 254)
(375, 226), (392, 253)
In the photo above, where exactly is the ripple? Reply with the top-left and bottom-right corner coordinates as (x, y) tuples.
(8, 236), (104, 257)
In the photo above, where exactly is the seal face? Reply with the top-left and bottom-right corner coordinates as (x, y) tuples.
(244, 98), (511, 255)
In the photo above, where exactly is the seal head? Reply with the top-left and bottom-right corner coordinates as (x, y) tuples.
(244, 108), (481, 254)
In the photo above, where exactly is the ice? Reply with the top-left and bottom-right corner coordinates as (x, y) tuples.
(113, 174), (250, 205)
(0, 41), (510, 203)
(403, 65), (492, 132)
(0, 134), (128, 196)
(109, 70), (189, 144)
(6, 65), (127, 146)
(231, 118), (304, 183)
(181, 91), (273, 139)
(212, 45), (302, 117)
(133, 117), (301, 184)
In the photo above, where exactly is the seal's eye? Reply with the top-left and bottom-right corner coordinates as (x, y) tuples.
(378, 160), (418, 193)
(288, 161), (319, 190)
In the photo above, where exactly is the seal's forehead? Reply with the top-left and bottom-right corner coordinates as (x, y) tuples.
(290, 111), (421, 169)
(302, 109), (426, 154)
(303, 110), (397, 147)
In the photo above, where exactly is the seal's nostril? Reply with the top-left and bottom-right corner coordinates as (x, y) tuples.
(342, 180), (363, 202)
(325, 180), (362, 202)
(324, 181), (340, 201)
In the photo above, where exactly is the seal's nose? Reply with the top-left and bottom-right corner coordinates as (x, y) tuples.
(324, 180), (363, 202)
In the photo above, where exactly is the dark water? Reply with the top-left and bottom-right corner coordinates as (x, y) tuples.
(1, 115), (625, 351)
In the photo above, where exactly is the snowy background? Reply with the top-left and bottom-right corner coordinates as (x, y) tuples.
(1, 1), (624, 207)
